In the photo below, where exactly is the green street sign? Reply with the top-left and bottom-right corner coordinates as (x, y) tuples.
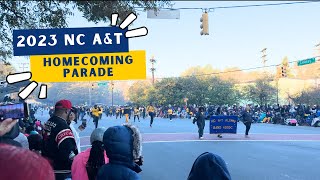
(98, 82), (108, 86)
(297, 58), (316, 66)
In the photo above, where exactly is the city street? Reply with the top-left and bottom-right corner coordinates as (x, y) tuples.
(1, 1), (320, 180)
(36, 112), (320, 180)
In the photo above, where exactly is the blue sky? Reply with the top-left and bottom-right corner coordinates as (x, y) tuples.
(12, 1), (320, 78)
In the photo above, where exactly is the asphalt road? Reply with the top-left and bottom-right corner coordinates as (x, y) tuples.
(36, 111), (320, 180)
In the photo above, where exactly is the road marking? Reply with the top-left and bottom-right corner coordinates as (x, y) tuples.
(80, 133), (319, 138)
(142, 139), (320, 143)
(80, 145), (91, 148)
(80, 139), (320, 148)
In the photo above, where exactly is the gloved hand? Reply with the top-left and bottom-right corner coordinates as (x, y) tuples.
(192, 118), (196, 124)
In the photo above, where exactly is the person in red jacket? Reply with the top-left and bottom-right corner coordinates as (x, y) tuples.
(42, 99), (78, 180)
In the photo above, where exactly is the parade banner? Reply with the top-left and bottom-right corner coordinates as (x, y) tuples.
(210, 116), (238, 134)
(13, 27), (128, 56)
(9, 12), (149, 99)
(30, 50), (146, 82)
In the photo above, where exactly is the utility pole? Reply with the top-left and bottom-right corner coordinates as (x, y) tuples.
(275, 66), (281, 105)
(150, 56), (156, 85)
(316, 42), (320, 59)
(315, 42), (320, 88)
(261, 48), (267, 73)
(276, 78), (279, 105)
(88, 82), (92, 106)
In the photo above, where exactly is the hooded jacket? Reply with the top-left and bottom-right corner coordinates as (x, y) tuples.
(97, 124), (142, 180)
(187, 152), (232, 180)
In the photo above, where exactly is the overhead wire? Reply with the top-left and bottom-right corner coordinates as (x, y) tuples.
(133, 1), (320, 80)
(154, 56), (320, 80)
(134, 1), (320, 11)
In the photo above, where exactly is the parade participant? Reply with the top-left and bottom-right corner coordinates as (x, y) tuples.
(147, 103), (156, 127)
(134, 106), (140, 122)
(142, 106), (146, 119)
(99, 106), (103, 119)
(80, 106), (86, 120)
(193, 106), (206, 139)
(42, 99), (78, 180)
(91, 105), (101, 129)
(187, 152), (232, 180)
(124, 105), (130, 123)
(128, 106), (132, 120)
(116, 107), (120, 119)
(105, 106), (109, 117)
(240, 105), (253, 138)
(186, 107), (190, 118)
(97, 124), (143, 180)
(168, 107), (173, 121)
(72, 128), (109, 180)
(109, 107), (113, 117)
(216, 107), (223, 138)
(121, 107), (124, 118)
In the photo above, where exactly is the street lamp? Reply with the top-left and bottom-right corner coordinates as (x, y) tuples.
(316, 43), (320, 59)
(111, 81), (114, 107)
(150, 56), (156, 85)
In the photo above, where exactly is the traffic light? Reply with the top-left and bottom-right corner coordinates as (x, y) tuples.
(277, 67), (282, 78)
(281, 66), (287, 77)
(200, 12), (209, 35)
(92, 83), (94, 90)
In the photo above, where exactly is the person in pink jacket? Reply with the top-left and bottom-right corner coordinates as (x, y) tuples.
(72, 127), (109, 180)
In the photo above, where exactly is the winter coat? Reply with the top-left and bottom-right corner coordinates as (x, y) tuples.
(187, 152), (232, 180)
(193, 112), (205, 127)
(241, 111), (253, 124)
(97, 124), (142, 180)
(71, 148), (109, 180)
(42, 115), (78, 170)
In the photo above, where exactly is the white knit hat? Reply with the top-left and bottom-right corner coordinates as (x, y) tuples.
(90, 127), (106, 144)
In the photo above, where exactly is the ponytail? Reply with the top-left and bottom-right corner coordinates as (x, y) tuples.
(86, 141), (105, 180)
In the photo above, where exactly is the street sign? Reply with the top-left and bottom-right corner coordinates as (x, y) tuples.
(297, 58), (316, 66)
(98, 82), (108, 87)
(147, 9), (180, 19)
(210, 116), (238, 134)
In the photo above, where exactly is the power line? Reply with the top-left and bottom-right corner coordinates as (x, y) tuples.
(210, 1), (319, 10)
(135, 1), (320, 11)
(155, 56), (320, 80)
